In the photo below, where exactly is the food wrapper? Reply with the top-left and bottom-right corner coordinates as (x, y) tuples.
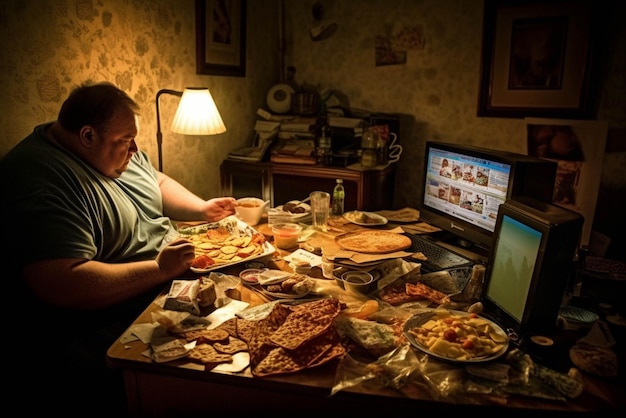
(164, 279), (201, 315)
(331, 344), (421, 395)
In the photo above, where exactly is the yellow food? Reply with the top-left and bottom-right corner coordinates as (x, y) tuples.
(186, 227), (267, 266)
(407, 309), (507, 360)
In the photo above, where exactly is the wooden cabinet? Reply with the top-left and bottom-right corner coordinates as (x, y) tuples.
(220, 159), (396, 211)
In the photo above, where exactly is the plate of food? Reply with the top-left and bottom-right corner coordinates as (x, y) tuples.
(181, 216), (275, 273)
(343, 211), (388, 226)
(403, 309), (509, 363)
(259, 272), (316, 299)
(268, 201), (312, 224)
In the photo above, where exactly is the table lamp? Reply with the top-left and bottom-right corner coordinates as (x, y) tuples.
(156, 87), (226, 172)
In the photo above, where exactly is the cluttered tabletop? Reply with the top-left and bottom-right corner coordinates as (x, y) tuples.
(106, 207), (625, 414)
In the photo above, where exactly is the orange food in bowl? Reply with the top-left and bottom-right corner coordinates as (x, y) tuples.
(271, 223), (302, 250)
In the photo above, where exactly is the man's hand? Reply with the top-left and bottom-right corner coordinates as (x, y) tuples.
(156, 238), (196, 277)
(204, 197), (237, 222)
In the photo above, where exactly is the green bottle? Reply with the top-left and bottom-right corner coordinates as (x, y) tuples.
(332, 179), (345, 216)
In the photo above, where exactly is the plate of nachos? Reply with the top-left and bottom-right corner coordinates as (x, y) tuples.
(180, 216), (275, 273)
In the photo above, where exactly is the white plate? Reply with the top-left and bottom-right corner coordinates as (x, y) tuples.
(272, 201), (312, 220)
(343, 211), (388, 226)
(403, 310), (509, 363)
(182, 216), (275, 274)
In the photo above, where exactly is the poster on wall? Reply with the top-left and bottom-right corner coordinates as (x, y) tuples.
(525, 117), (608, 248)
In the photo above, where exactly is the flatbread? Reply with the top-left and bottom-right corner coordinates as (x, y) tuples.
(270, 298), (341, 350)
(335, 230), (412, 254)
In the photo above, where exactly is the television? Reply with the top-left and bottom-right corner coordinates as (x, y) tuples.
(482, 197), (583, 340)
(418, 141), (558, 255)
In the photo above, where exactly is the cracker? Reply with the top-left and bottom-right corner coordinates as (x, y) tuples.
(182, 328), (230, 344)
(216, 317), (239, 337)
(213, 336), (248, 354)
(270, 298), (341, 350)
(188, 343), (233, 366)
(253, 328), (344, 377)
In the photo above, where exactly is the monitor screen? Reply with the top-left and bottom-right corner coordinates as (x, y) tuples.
(418, 141), (557, 254)
(485, 214), (542, 323)
(482, 197), (583, 337)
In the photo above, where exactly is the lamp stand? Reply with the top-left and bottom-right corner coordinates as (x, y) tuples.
(155, 89), (182, 172)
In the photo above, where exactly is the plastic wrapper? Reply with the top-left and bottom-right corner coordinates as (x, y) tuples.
(331, 344), (421, 396)
(164, 279), (201, 314)
(334, 315), (399, 356)
(415, 352), (469, 401)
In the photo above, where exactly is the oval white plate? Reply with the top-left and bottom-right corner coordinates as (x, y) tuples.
(403, 310), (509, 363)
(343, 211), (388, 226)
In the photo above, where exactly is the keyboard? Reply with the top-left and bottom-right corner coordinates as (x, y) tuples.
(405, 234), (474, 271)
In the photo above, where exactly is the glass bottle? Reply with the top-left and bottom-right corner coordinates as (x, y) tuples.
(332, 179), (345, 216)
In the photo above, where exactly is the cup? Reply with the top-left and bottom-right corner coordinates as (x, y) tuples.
(271, 223), (302, 250)
(309, 191), (330, 231)
(340, 271), (374, 294)
(235, 197), (269, 226)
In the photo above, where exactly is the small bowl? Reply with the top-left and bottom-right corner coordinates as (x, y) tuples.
(235, 197), (269, 226)
(340, 271), (374, 294)
(239, 268), (267, 286)
(271, 223), (302, 250)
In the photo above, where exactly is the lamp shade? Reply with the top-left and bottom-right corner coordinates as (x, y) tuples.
(170, 87), (226, 135)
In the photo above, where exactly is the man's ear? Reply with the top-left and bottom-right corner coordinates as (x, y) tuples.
(78, 126), (95, 147)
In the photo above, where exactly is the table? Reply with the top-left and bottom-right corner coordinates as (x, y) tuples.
(106, 222), (625, 416)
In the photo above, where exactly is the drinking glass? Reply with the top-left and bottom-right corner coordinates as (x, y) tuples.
(309, 191), (330, 231)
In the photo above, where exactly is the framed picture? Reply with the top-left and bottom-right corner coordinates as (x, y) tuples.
(195, 0), (246, 77)
(478, 0), (596, 119)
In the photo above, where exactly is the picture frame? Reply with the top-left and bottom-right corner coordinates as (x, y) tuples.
(195, 0), (246, 77)
(477, 0), (596, 119)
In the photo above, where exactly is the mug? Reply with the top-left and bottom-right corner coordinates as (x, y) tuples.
(388, 144), (403, 163)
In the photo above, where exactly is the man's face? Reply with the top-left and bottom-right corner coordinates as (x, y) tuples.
(89, 107), (139, 178)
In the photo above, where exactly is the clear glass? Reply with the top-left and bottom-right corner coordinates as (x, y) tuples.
(310, 191), (330, 231)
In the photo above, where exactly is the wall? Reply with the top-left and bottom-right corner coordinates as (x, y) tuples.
(0, 0), (624, 256)
(282, 0), (626, 258)
(0, 0), (279, 199)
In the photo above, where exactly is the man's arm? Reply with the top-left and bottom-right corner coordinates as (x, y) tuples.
(157, 171), (236, 222)
(22, 238), (195, 310)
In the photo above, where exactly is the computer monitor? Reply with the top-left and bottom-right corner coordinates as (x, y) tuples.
(418, 141), (558, 254)
(482, 197), (583, 338)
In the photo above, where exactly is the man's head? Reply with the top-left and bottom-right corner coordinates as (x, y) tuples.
(57, 82), (141, 178)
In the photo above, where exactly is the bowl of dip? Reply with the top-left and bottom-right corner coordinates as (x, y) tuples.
(271, 223), (302, 250)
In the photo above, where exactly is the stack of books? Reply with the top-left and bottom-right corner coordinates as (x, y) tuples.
(227, 121), (280, 162)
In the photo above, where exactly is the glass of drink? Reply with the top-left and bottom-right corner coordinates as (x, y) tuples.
(309, 191), (330, 231)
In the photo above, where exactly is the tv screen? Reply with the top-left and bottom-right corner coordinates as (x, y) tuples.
(418, 141), (557, 254)
(482, 197), (583, 338)
(486, 214), (542, 325)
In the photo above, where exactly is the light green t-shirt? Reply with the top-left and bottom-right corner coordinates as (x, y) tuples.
(0, 123), (176, 269)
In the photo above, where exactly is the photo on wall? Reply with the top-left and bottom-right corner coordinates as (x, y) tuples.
(525, 117), (608, 248)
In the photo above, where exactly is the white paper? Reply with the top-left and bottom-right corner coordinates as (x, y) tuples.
(284, 248), (322, 267)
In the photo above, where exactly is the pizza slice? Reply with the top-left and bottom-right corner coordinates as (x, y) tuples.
(405, 281), (451, 305)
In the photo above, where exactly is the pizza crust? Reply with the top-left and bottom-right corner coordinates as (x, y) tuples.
(335, 230), (412, 254)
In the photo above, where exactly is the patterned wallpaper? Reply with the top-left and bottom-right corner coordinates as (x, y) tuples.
(0, 0), (624, 246)
(0, 0), (279, 199)
(283, 0), (625, 212)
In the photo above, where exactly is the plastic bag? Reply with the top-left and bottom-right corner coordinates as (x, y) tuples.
(331, 344), (420, 395)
